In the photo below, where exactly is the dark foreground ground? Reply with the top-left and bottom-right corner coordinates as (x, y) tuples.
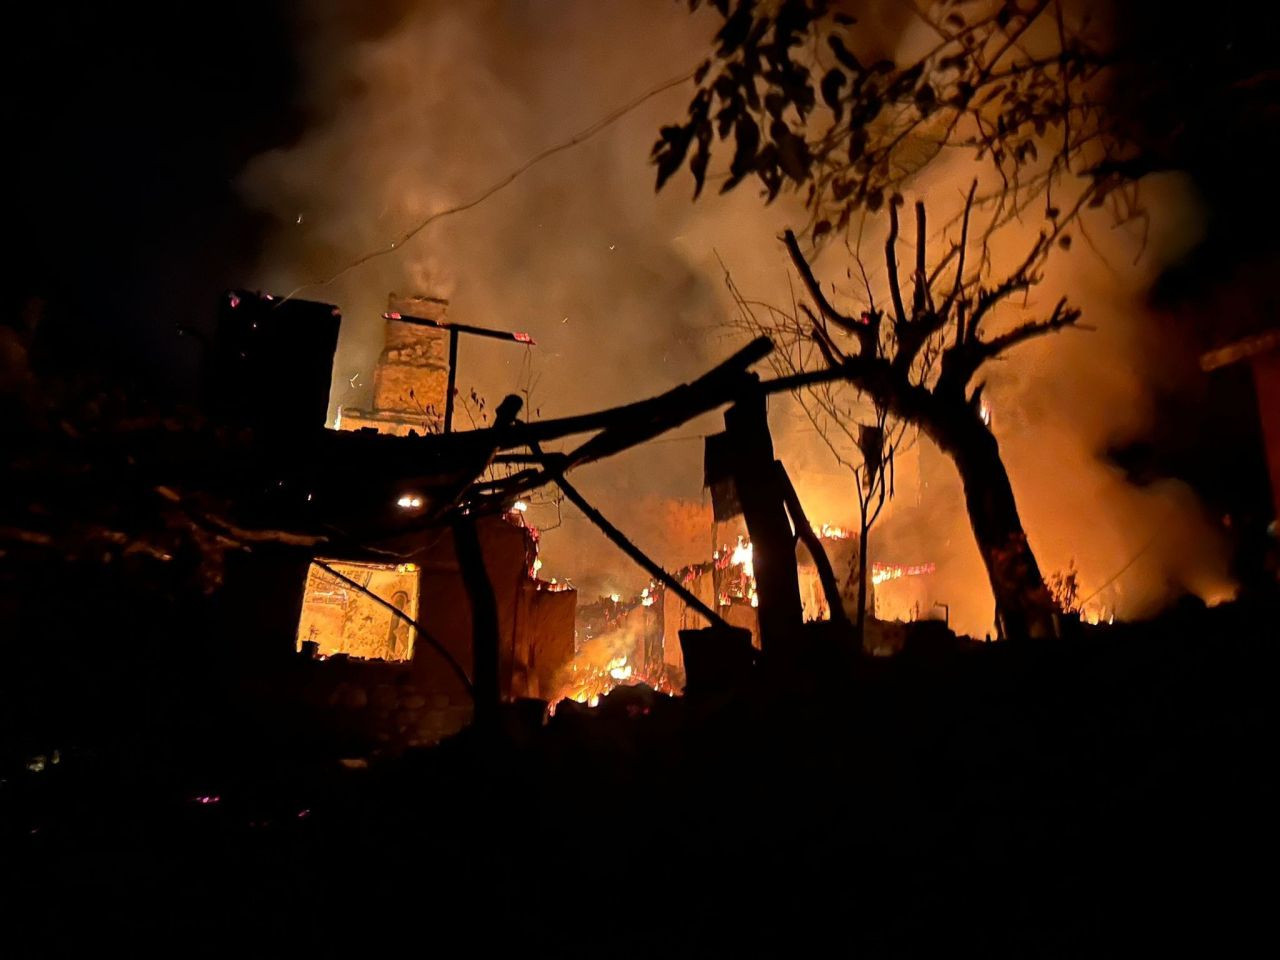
(4, 596), (1277, 957)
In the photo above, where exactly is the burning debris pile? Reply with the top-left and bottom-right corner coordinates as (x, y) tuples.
(547, 616), (674, 711)
(548, 526), (938, 709)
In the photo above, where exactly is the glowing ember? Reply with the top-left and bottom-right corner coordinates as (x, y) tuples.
(396, 494), (423, 509)
(871, 562), (937, 586)
(812, 523), (851, 539)
(512, 500), (528, 512)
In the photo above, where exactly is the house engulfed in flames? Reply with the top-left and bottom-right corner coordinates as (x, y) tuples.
(217, 291), (577, 747)
(213, 289), (937, 737)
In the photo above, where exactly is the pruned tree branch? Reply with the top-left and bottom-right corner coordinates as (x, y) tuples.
(886, 201), (909, 329)
(979, 296), (1082, 359)
(782, 229), (876, 356)
(943, 180), (978, 339)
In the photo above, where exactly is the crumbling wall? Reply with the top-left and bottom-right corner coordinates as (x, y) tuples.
(522, 584), (578, 699)
(412, 516), (577, 703)
(661, 567), (718, 675)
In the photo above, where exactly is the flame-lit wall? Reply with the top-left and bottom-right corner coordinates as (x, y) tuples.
(297, 560), (420, 661)
(295, 516), (576, 745)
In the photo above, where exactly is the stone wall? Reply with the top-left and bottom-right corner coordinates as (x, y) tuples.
(297, 657), (474, 749)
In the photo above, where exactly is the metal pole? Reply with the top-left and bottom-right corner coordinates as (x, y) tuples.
(444, 328), (459, 434)
(934, 602), (950, 629)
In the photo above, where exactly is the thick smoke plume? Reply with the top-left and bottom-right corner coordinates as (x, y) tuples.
(241, 1), (1232, 637)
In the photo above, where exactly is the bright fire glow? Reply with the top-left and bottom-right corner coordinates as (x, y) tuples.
(548, 647), (674, 713)
(812, 523), (851, 539)
(549, 533), (940, 712)
(871, 562), (937, 586)
(397, 494), (423, 509)
(512, 500), (528, 512)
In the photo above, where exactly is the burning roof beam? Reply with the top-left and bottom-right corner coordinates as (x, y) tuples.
(383, 310), (536, 435)
(383, 311), (536, 345)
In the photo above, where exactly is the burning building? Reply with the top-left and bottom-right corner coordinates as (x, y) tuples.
(295, 514), (576, 741)
(214, 290), (577, 746)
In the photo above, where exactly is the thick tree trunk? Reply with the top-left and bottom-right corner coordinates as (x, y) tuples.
(936, 417), (1057, 640)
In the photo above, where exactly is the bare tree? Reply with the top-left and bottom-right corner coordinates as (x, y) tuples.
(720, 258), (906, 638)
(749, 186), (1079, 638)
(849, 404), (899, 636)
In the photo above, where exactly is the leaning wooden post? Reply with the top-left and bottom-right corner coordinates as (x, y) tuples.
(723, 385), (803, 655)
(775, 461), (850, 628)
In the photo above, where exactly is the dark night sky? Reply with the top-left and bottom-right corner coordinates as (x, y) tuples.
(4, 3), (304, 392)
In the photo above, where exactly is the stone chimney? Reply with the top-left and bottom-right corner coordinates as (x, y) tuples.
(336, 293), (451, 437)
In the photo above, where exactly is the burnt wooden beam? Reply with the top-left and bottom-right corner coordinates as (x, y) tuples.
(775, 461), (850, 628)
(455, 338), (776, 506)
(723, 390), (803, 654)
(483, 335), (772, 451)
(385, 310), (536, 345)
